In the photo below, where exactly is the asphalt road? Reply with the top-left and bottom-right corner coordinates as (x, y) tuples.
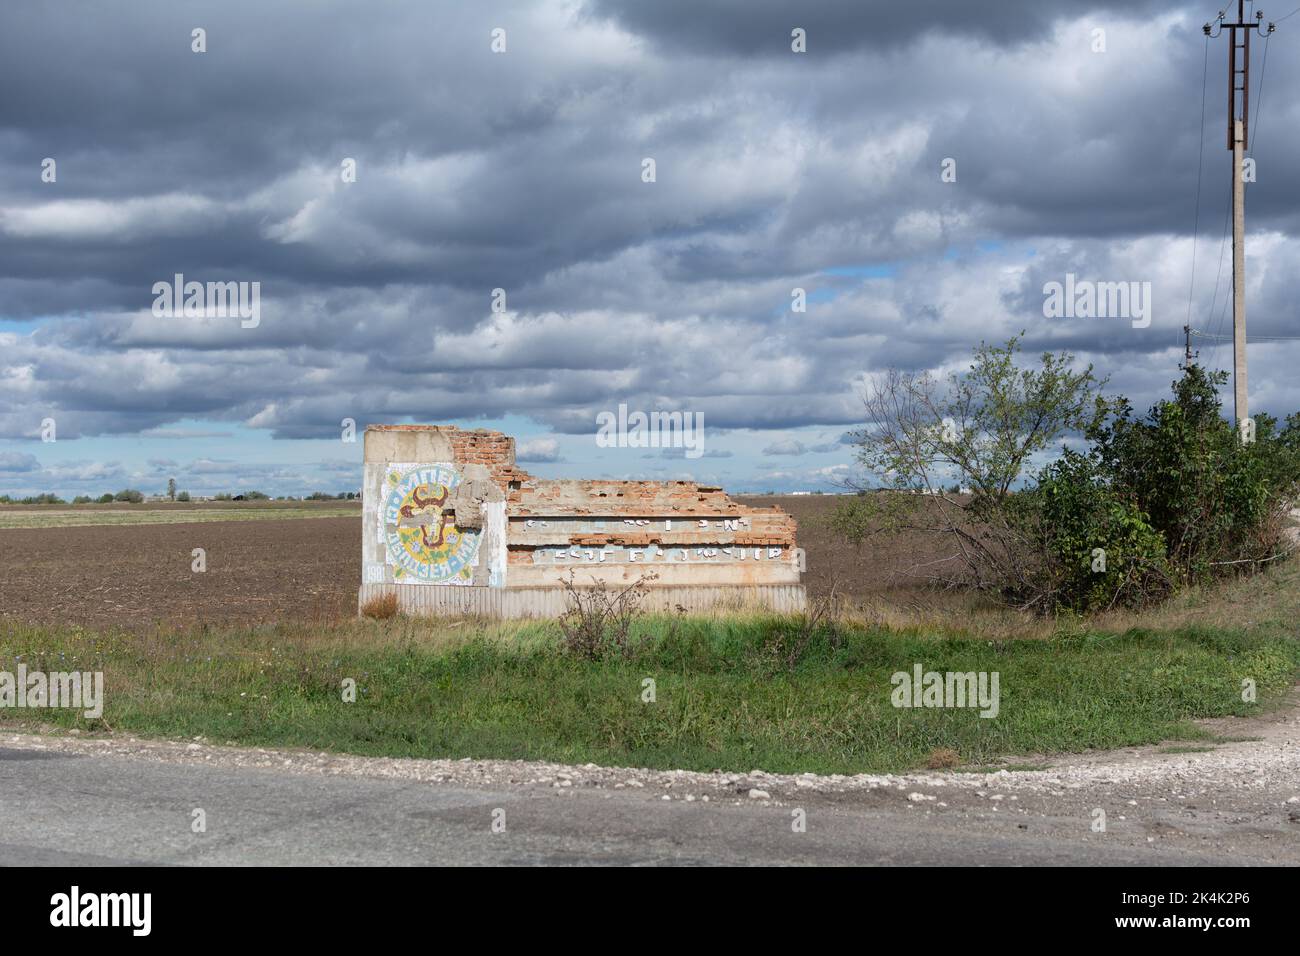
(1, 737), (1288, 866)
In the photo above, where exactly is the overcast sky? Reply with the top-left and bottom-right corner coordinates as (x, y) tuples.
(2, 0), (1299, 497)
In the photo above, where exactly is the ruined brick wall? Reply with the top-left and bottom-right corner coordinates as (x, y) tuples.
(504, 476), (799, 588)
(361, 425), (803, 609)
(445, 429), (531, 493)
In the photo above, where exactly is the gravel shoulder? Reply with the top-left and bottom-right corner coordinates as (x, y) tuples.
(6, 688), (1298, 865)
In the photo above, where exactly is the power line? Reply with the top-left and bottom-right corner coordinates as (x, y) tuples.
(1205, 183), (1232, 370)
(1191, 328), (1300, 341)
(1184, 35), (1211, 341)
(1250, 32), (1270, 152)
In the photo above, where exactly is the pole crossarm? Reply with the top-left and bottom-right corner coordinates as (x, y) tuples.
(1204, 6), (1276, 148)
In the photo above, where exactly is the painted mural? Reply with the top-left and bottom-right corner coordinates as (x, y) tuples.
(381, 463), (481, 584)
(533, 545), (788, 565)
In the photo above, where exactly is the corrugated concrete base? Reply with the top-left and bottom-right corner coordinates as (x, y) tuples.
(358, 583), (807, 618)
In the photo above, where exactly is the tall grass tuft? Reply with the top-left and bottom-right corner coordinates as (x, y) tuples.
(360, 592), (399, 620)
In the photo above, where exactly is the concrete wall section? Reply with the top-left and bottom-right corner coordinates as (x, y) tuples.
(362, 427), (511, 588)
(359, 582), (807, 618)
(361, 425), (805, 617)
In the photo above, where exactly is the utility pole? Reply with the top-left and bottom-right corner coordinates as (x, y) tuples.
(1183, 324), (1197, 368)
(1205, 4), (1274, 434)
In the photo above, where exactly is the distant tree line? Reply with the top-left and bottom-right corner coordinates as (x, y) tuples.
(0, 488), (359, 505)
(0, 488), (148, 505)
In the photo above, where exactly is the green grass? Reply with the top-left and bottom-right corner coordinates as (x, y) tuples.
(2, 612), (1296, 775)
(0, 506), (358, 529)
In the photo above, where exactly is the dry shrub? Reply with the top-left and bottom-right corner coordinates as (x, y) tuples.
(756, 580), (844, 672)
(925, 747), (962, 770)
(558, 572), (655, 660)
(783, 581), (842, 669)
(360, 592), (399, 620)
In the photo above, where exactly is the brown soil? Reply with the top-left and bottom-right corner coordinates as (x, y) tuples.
(0, 517), (360, 632)
(0, 496), (958, 633)
(740, 495), (959, 603)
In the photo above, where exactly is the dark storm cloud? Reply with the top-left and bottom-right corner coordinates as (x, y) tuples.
(582, 0), (1185, 55)
(1, 0), (1298, 471)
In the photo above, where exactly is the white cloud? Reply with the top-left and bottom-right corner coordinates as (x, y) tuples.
(516, 437), (562, 462)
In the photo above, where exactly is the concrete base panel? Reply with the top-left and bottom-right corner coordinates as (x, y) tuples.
(358, 583), (807, 619)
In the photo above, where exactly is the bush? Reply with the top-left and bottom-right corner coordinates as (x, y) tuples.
(834, 344), (1299, 615)
(176, 491), (191, 502)
(558, 573), (655, 660)
(1019, 368), (1297, 610)
(72, 495), (92, 504)
(360, 592), (399, 619)
(926, 748), (962, 770)
(96, 493), (114, 504)
(1091, 366), (1300, 584)
(1011, 451), (1173, 612)
(114, 489), (144, 503)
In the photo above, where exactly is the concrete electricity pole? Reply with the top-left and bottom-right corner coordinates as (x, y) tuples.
(1205, 3), (1274, 433)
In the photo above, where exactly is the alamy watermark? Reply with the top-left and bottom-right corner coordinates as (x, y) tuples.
(0, 665), (103, 718)
(891, 664), (999, 718)
(1043, 273), (1151, 328)
(596, 403), (704, 459)
(50, 886), (150, 936)
(152, 273), (260, 328)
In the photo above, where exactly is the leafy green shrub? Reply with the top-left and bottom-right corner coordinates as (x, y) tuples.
(1091, 366), (1300, 583)
(833, 340), (1298, 615)
(1012, 450), (1172, 612)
